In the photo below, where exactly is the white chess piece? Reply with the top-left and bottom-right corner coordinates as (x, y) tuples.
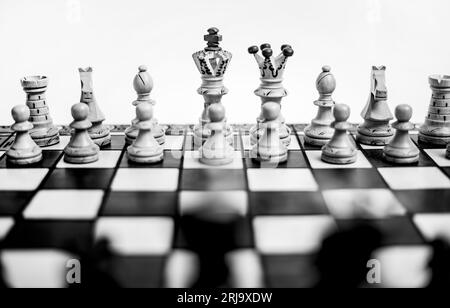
(127, 103), (164, 164)
(199, 103), (234, 166)
(6, 105), (43, 165)
(251, 102), (288, 164)
(64, 103), (99, 164)
(322, 104), (357, 164)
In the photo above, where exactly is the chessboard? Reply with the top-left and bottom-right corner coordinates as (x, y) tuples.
(0, 124), (449, 288)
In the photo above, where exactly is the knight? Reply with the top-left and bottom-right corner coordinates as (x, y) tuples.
(248, 43), (294, 146)
(79, 67), (111, 147)
(192, 27), (232, 146)
(356, 66), (394, 145)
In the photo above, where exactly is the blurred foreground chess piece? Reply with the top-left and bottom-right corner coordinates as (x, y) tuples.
(304, 65), (336, 146)
(383, 104), (419, 164)
(127, 103), (164, 164)
(20, 75), (59, 146)
(6, 105), (42, 165)
(248, 43), (294, 146)
(315, 224), (382, 288)
(199, 104), (234, 165)
(64, 103), (99, 164)
(419, 75), (450, 146)
(427, 238), (450, 288)
(180, 212), (241, 288)
(125, 65), (165, 145)
(251, 102), (287, 164)
(192, 27), (232, 146)
(79, 67), (111, 147)
(321, 104), (357, 164)
(357, 66), (394, 145)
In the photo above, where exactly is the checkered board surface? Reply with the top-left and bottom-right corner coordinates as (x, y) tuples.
(0, 124), (450, 288)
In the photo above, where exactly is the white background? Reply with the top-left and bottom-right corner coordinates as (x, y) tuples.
(0, 0), (449, 125)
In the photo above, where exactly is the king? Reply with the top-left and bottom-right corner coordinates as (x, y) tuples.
(248, 43), (294, 146)
(192, 27), (232, 146)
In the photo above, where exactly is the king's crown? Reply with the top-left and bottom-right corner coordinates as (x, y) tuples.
(248, 44), (294, 80)
(192, 27), (232, 79)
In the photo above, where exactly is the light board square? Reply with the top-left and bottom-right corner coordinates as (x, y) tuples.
(378, 167), (450, 190)
(247, 169), (318, 191)
(0, 169), (48, 191)
(112, 168), (179, 191)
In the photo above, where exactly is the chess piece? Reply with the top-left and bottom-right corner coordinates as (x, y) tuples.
(304, 65), (336, 146)
(64, 103), (99, 164)
(248, 43), (294, 146)
(251, 102), (288, 164)
(127, 103), (164, 164)
(79, 67), (111, 147)
(192, 27), (233, 146)
(20, 75), (60, 147)
(125, 65), (165, 145)
(6, 105), (43, 165)
(383, 104), (420, 164)
(356, 66), (394, 145)
(199, 103), (234, 166)
(419, 74), (450, 146)
(322, 104), (357, 164)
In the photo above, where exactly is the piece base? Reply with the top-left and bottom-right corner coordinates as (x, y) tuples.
(383, 153), (419, 165)
(199, 155), (234, 166)
(127, 151), (164, 164)
(356, 132), (392, 146)
(250, 127), (291, 147)
(418, 133), (450, 146)
(321, 152), (357, 165)
(64, 153), (99, 164)
(7, 152), (43, 165)
(303, 134), (331, 147)
(30, 127), (60, 147)
(91, 133), (112, 147)
(251, 147), (288, 164)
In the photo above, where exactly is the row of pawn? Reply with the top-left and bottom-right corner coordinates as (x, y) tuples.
(6, 101), (162, 165)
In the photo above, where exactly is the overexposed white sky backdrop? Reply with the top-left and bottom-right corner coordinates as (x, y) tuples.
(0, 0), (449, 125)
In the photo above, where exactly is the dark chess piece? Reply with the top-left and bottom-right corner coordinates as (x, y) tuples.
(181, 212), (240, 288)
(383, 104), (419, 164)
(314, 224), (382, 288)
(6, 105), (43, 165)
(64, 103), (99, 164)
(67, 238), (121, 288)
(427, 238), (450, 288)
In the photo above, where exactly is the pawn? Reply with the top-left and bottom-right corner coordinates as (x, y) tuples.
(6, 105), (42, 165)
(127, 103), (163, 164)
(322, 104), (357, 164)
(64, 103), (99, 164)
(199, 103), (234, 166)
(383, 104), (419, 164)
(251, 102), (288, 164)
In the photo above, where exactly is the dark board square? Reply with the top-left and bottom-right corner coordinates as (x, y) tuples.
(336, 217), (424, 245)
(0, 191), (34, 216)
(43, 168), (115, 189)
(101, 192), (177, 216)
(244, 150), (309, 168)
(174, 216), (253, 249)
(3, 220), (94, 249)
(443, 167), (450, 178)
(0, 150), (62, 168)
(119, 151), (182, 168)
(363, 148), (435, 168)
(262, 254), (318, 288)
(313, 168), (387, 189)
(395, 189), (450, 213)
(249, 192), (328, 215)
(109, 256), (166, 288)
(102, 135), (126, 150)
(181, 169), (246, 190)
